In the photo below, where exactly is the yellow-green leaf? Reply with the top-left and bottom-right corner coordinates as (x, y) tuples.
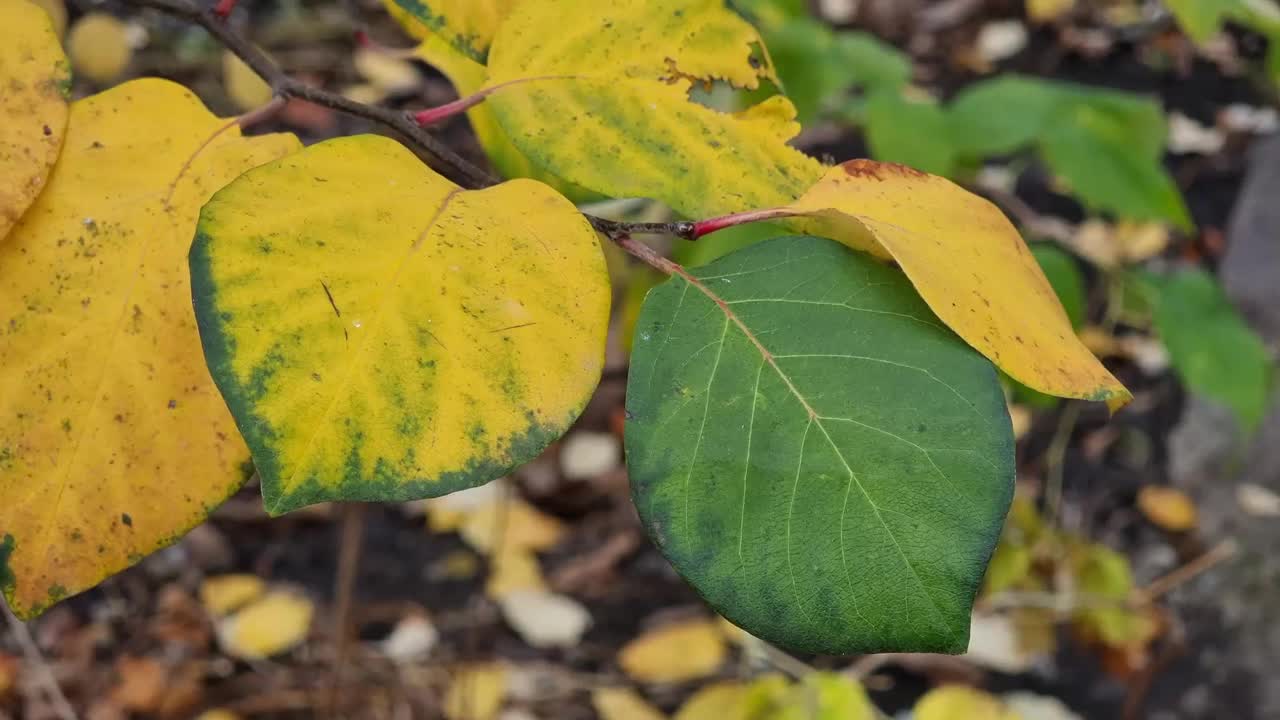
(0, 0), (69, 242)
(483, 0), (825, 221)
(914, 686), (1022, 720)
(0, 78), (298, 618)
(412, 33), (598, 202)
(778, 160), (1129, 407)
(192, 134), (609, 514)
(66, 12), (132, 84)
(382, 0), (515, 60)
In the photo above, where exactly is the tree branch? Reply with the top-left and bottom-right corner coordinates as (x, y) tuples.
(124, 0), (701, 252)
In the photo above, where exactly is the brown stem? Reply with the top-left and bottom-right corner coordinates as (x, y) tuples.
(327, 502), (367, 717)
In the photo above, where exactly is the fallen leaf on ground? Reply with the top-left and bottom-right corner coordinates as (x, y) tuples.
(199, 574), (265, 617)
(0, 653), (19, 700)
(499, 590), (592, 648)
(673, 683), (747, 720)
(217, 591), (313, 660)
(444, 664), (508, 720)
(592, 687), (667, 720)
(379, 614), (439, 663)
(67, 12), (131, 83)
(1137, 486), (1199, 531)
(915, 685), (1022, 720)
(460, 499), (565, 554)
(965, 612), (1046, 674)
(560, 431), (621, 479)
(486, 545), (547, 598)
(619, 619), (727, 684)
(1004, 691), (1084, 720)
(1237, 483), (1280, 517)
(427, 480), (507, 533)
(109, 656), (166, 713)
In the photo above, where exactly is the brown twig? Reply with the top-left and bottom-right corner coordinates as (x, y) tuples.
(123, 0), (703, 261)
(2, 604), (78, 720)
(327, 502), (367, 717)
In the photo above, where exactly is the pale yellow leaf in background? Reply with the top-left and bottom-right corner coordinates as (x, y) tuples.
(217, 591), (314, 660)
(67, 12), (132, 83)
(353, 47), (420, 93)
(485, 545), (546, 599)
(592, 687), (667, 720)
(199, 574), (266, 617)
(782, 160), (1130, 408)
(498, 589), (591, 648)
(460, 500), (565, 554)
(673, 683), (748, 720)
(222, 50), (274, 111)
(444, 664), (508, 720)
(1137, 486), (1198, 531)
(0, 78), (299, 618)
(1028, 0), (1075, 23)
(0, 0), (69, 241)
(915, 685), (1023, 720)
(619, 619), (727, 684)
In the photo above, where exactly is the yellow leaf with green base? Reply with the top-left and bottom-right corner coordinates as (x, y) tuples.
(192, 134), (610, 515)
(480, 0), (824, 221)
(0, 78), (298, 618)
(0, 0), (70, 242)
(730, 160), (1130, 408)
(382, 0), (515, 60)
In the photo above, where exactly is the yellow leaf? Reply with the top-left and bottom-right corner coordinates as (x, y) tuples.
(915, 685), (1022, 720)
(67, 12), (132, 83)
(1136, 486), (1198, 531)
(217, 591), (314, 659)
(222, 50), (273, 111)
(777, 160), (1130, 408)
(0, 78), (298, 618)
(484, 544), (546, 599)
(444, 663), (508, 720)
(1027, 0), (1075, 23)
(673, 683), (748, 720)
(381, 0), (516, 60)
(0, 0), (69, 241)
(619, 619), (727, 684)
(482, 0), (824, 222)
(199, 574), (266, 617)
(460, 499), (565, 554)
(191, 135), (609, 514)
(412, 34), (597, 202)
(592, 687), (667, 720)
(353, 48), (420, 93)
(28, 0), (66, 36)
(194, 711), (242, 720)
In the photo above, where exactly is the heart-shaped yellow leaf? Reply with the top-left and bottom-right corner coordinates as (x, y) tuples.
(0, 0), (69, 242)
(779, 160), (1129, 407)
(0, 78), (299, 618)
(192, 135), (609, 514)
(481, 0), (825, 221)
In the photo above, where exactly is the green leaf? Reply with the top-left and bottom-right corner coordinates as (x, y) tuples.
(833, 32), (912, 92)
(863, 89), (956, 177)
(625, 236), (1015, 654)
(1149, 269), (1274, 432)
(1030, 244), (1086, 329)
(948, 76), (1063, 157)
(755, 18), (847, 125)
(192, 135), (610, 514)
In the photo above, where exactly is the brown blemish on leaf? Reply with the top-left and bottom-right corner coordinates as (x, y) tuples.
(839, 158), (925, 181)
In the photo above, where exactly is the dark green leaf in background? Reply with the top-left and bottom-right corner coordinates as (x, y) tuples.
(625, 237), (1015, 654)
(864, 89), (956, 177)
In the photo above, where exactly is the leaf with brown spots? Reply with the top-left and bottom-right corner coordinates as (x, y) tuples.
(0, 78), (298, 618)
(0, 0), (70, 242)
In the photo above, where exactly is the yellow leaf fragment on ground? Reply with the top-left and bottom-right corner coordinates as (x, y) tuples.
(427, 481), (506, 533)
(498, 589), (591, 648)
(0, 0), (69, 242)
(67, 12), (132, 83)
(460, 499), (566, 555)
(485, 544), (546, 599)
(619, 619), (727, 684)
(222, 50), (274, 111)
(444, 664), (508, 720)
(199, 574), (266, 617)
(673, 683), (748, 720)
(1137, 486), (1198, 531)
(217, 591), (314, 660)
(1027, 0), (1075, 22)
(193, 135), (609, 514)
(0, 78), (298, 618)
(915, 685), (1023, 720)
(781, 160), (1130, 408)
(194, 711), (243, 720)
(0, 653), (19, 700)
(592, 687), (667, 720)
